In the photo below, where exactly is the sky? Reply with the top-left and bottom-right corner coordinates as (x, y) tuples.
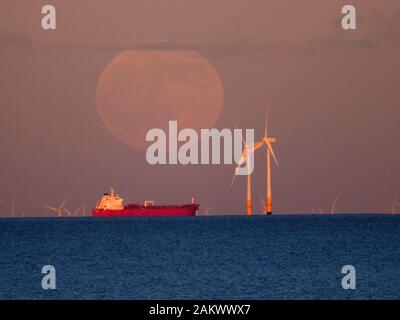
(1, 0), (400, 216)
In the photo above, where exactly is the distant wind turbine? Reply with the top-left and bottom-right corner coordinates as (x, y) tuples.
(258, 194), (266, 214)
(391, 199), (400, 214)
(45, 197), (69, 217)
(64, 205), (84, 217)
(330, 194), (340, 214)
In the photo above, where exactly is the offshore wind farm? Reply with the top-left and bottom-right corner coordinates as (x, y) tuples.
(0, 111), (399, 218)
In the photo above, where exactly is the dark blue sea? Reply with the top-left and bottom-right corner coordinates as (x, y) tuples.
(0, 215), (399, 300)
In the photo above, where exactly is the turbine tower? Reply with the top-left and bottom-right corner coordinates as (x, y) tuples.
(245, 145), (253, 215)
(257, 115), (279, 215)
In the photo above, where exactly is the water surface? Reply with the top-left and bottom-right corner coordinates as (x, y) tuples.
(0, 215), (399, 299)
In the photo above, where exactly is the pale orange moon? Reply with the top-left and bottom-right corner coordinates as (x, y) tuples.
(96, 50), (224, 150)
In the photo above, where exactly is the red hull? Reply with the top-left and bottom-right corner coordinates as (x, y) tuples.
(92, 204), (198, 217)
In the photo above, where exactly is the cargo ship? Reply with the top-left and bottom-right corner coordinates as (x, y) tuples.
(92, 188), (199, 217)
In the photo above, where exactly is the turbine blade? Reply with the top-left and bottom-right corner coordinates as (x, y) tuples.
(258, 194), (266, 212)
(230, 153), (247, 187)
(60, 196), (69, 209)
(238, 152), (247, 167)
(266, 141), (279, 167)
(64, 209), (72, 217)
(265, 113), (269, 138)
(252, 140), (265, 152)
(230, 174), (237, 187)
(44, 205), (58, 212)
(232, 120), (247, 150)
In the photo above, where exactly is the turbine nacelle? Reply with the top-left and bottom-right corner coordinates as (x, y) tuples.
(264, 137), (277, 143)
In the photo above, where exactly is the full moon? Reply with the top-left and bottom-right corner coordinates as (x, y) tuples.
(96, 50), (224, 150)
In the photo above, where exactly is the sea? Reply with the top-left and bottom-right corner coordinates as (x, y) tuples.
(0, 214), (399, 300)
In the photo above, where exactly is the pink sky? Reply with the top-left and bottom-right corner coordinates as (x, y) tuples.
(1, 1), (400, 215)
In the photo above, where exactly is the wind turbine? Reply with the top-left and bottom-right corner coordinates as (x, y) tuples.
(64, 205), (84, 217)
(258, 194), (266, 214)
(330, 194), (340, 214)
(231, 138), (264, 216)
(255, 114), (279, 215)
(45, 197), (69, 217)
(391, 199), (400, 214)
